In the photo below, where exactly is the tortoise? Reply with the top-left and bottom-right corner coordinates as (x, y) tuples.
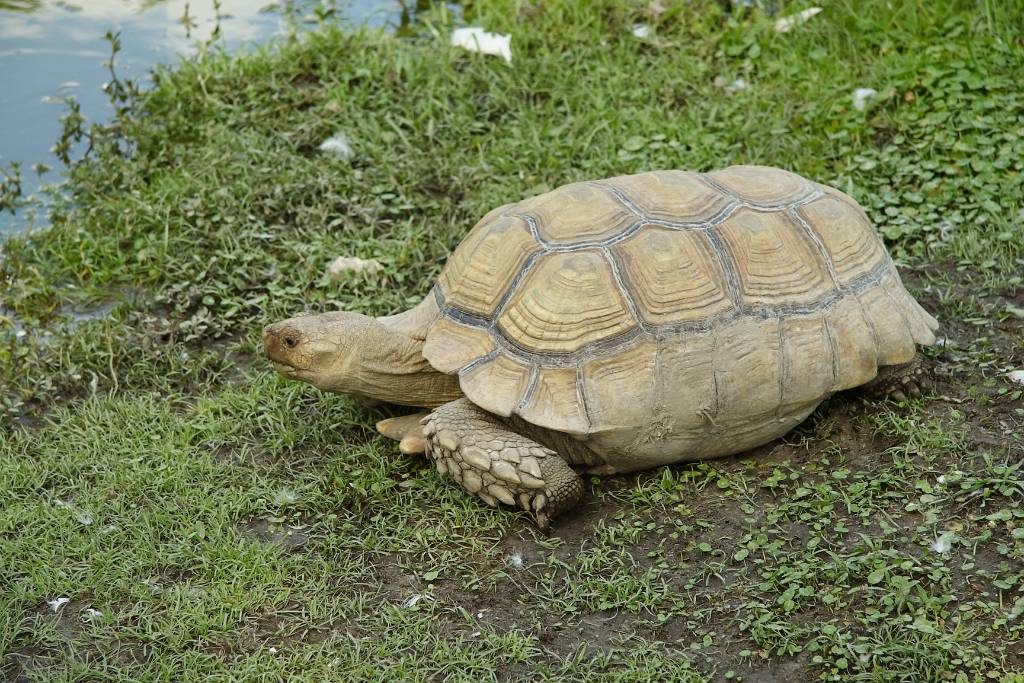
(263, 165), (938, 527)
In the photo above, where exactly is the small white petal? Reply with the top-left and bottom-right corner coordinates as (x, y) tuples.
(403, 593), (434, 608)
(852, 88), (878, 111)
(632, 23), (651, 38)
(1008, 370), (1024, 385)
(726, 78), (748, 93)
(774, 7), (823, 33)
(318, 133), (353, 159)
(272, 488), (298, 506)
(930, 533), (954, 554)
(47, 597), (71, 612)
(451, 27), (512, 64)
(83, 608), (103, 619)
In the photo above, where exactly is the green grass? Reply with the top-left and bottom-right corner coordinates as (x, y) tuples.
(2, 0), (1023, 680)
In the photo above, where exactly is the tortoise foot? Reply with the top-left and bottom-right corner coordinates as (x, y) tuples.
(861, 357), (932, 402)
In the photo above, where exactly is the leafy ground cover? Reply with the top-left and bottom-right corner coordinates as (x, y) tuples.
(2, 0), (1023, 680)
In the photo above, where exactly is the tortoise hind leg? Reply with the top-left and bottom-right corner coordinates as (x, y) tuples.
(860, 356), (931, 402)
(423, 398), (584, 528)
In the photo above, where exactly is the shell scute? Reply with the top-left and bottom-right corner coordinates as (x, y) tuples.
(438, 214), (540, 317)
(496, 250), (637, 354)
(582, 341), (658, 432)
(519, 182), (635, 244)
(653, 332), (716, 432)
(603, 171), (731, 223)
(712, 317), (783, 419)
(824, 296), (879, 391)
(613, 227), (734, 325)
(422, 317), (495, 373)
(517, 367), (589, 435)
(857, 273), (918, 366)
(717, 207), (833, 307)
(706, 165), (812, 205)
(780, 313), (834, 406)
(459, 355), (532, 417)
(797, 191), (885, 286)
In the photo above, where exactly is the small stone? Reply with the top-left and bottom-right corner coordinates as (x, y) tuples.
(463, 470), (483, 493)
(520, 457), (542, 479)
(488, 484), (516, 506)
(518, 493), (532, 510)
(490, 460), (521, 484)
(437, 431), (459, 451)
(478, 492), (498, 507)
(462, 446), (491, 470)
(519, 472), (545, 489)
(532, 494), (547, 512)
(327, 256), (383, 279)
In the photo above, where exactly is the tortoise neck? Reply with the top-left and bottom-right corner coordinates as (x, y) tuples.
(349, 321), (463, 409)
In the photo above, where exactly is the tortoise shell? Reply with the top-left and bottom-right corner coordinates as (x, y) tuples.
(422, 166), (937, 443)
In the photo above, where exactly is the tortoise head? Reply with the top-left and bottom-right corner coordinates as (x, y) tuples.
(262, 310), (462, 407)
(263, 311), (381, 393)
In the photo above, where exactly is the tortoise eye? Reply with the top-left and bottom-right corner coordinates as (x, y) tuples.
(284, 335), (299, 349)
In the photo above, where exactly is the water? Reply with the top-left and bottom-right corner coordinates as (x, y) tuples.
(0, 0), (445, 237)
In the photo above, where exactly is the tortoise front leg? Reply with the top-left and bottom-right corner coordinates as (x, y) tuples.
(422, 398), (585, 528)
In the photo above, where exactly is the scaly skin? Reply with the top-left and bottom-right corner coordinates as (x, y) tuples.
(421, 399), (584, 529)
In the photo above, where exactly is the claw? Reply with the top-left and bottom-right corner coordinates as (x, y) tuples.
(534, 511), (551, 530)
(399, 434), (427, 455)
(377, 413), (431, 455)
